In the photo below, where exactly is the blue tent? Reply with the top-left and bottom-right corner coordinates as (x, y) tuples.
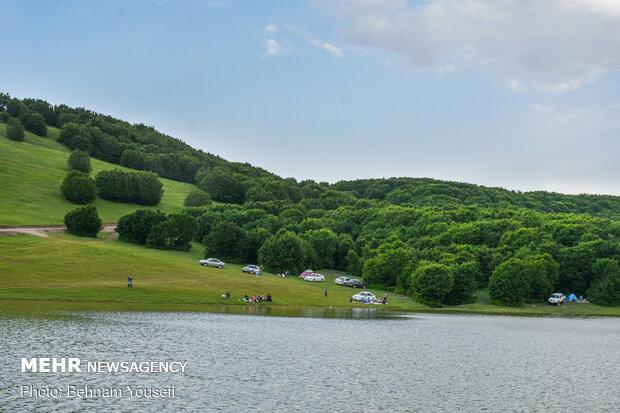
(567, 293), (577, 302)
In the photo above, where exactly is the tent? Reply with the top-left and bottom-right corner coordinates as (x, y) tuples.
(567, 293), (577, 302)
(299, 269), (314, 279)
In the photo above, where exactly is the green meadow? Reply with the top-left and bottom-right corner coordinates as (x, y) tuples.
(0, 124), (196, 225)
(0, 233), (617, 316)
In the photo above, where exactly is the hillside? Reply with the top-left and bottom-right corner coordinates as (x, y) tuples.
(3, 94), (620, 218)
(0, 124), (196, 225)
(0, 95), (618, 309)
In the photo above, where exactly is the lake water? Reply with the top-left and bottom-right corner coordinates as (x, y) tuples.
(1, 309), (618, 412)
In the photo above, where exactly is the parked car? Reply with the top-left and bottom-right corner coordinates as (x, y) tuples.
(199, 258), (225, 268)
(242, 264), (260, 274)
(345, 279), (366, 288)
(548, 293), (566, 305)
(352, 292), (376, 302)
(335, 276), (350, 285)
(305, 273), (325, 282)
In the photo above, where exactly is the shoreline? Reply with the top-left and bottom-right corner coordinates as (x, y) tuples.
(1, 299), (617, 318)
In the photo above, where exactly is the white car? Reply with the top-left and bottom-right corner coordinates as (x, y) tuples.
(304, 273), (325, 282)
(335, 276), (350, 285)
(548, 293), (566, 305)
(352, 292), (376, 302)
(199, 258), (225, 268)
(242, 264), (260, 274)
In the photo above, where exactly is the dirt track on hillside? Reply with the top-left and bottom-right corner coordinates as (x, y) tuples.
(0, 224), (117, 238)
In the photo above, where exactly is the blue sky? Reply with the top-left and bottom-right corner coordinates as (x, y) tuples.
(2, 0), (620, 195)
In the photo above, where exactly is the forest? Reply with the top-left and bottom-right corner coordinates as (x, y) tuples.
(2, 92), (619, 307)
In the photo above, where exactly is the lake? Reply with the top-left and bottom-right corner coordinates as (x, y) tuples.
(1, 309), (618, 412)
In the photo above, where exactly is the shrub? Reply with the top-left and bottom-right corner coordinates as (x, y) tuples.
(67, 149), (92, 173)
(95, 169), (163, 206)
(184, 190), (212, 207)
(0, 112), (8, 123)
(64, 205), (102, 237)
(116, 209), (167, 244)
(6, 98), (22, 117)
(146, 213), (197, 250)
(20, 111), (47, 136)
(60, 170), (96, 204)
(58, 122), (93, 153)
(6, 118), (25, 141)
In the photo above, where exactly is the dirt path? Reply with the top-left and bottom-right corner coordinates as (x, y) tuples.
(0, 224), (117, 238)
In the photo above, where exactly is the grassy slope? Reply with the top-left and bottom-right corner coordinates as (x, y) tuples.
(0, 233), (617, 316)
(0, 124), (197, 225)
(0, 233), (417, 309)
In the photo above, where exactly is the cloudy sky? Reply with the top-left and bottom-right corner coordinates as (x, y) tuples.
(2, 0), (620, 194)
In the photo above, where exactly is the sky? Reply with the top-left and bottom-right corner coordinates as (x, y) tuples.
(1, 0), (620, 195)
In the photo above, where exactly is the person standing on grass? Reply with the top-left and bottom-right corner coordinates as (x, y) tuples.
(128, 274), (133, 288)
(384, 292), (388, 303)
(325, 289), (328, 297)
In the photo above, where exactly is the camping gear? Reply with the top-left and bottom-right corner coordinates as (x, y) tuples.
(567, 293), (577, 302)
(299, 269), (314, 279)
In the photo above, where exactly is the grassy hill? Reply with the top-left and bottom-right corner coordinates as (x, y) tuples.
(0, 124), (197, 225)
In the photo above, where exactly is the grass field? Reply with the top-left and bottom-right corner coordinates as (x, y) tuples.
(0, 124), (197, 225)
(0, 233), (617, 316)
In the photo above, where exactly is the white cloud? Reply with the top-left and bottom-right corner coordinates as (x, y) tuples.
(436, 64), (456, 74)
(319, 0), (620, 92)
(529, 103), (553, 112)
(264, 24), (278, 34)
(262, 38), (284, 57)
(309, 40), (344, 58)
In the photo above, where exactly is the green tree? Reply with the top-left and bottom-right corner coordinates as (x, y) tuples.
(203, 222), (246, 261)
(184, 190), (212, 207)
(67, 149), (92, 173)
(64, 204), (102, 237)
(58, 122), (93, 153)
(20, 111), (47, 136)
(302, 228), (339, 269)
(410, 263), (454, 307)
(346, 249), (362, 276)
(6, 117), (25, 141)
(258, 230), (309, 274)
(488, 259), (528, 306)
(443, 261), (478, 305)
(146, 213), (197, 250)
(60, 171), (96, 204)
(116, 209), (167, 244)
(6, 98), (22, 117)
(0, 112), (8, 123)
(587, 258), (620, 306)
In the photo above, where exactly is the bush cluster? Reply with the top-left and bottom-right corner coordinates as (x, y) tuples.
(64, 205), (102, 237)
(95, 169), (163, 206)
(61, 170), (96, 204)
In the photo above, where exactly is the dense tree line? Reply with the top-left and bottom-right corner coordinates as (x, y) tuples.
(140, 200), (619, 307)
(95, 169), (163, 206)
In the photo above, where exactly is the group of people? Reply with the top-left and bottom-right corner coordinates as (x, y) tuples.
(276, 270), (290, 278)
(244, 293), (272, 303)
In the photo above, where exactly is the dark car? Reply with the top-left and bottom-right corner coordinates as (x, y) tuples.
(345, 279), (366, 288)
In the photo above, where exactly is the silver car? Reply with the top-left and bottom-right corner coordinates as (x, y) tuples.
(199, 258), (225, 268)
